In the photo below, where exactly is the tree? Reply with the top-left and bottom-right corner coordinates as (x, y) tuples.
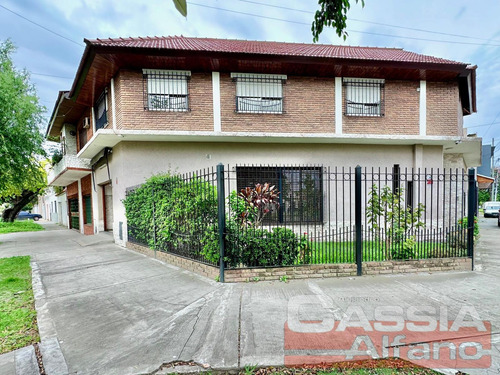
(0, 40), (47, 222)
(312, 0), (365, 42)
(171, 0), (364, 42)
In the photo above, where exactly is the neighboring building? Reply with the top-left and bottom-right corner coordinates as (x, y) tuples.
(478, 142), (495, 177)
(45, 36), (481, 244)
(33, 186), (68, 226)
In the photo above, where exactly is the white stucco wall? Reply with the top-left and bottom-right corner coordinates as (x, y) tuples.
(56, 192), (68, 227)
(105, 141), (444, 245)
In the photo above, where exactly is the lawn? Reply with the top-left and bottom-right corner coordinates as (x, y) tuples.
(0, 220), (44, 234)
(0, 256), (39, 353)
(307, 240), (467, 264)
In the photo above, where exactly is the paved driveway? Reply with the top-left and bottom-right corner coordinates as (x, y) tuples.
(0, 219), (498, 374)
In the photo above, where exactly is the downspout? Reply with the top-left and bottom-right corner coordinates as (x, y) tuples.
(110, 77), (121, 137)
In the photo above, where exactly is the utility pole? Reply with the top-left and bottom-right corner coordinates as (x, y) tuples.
(494, 163), (499, 202)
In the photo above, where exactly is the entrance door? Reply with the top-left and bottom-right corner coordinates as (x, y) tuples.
(103, 184), (113, 231)
(68, 198), (79, 230)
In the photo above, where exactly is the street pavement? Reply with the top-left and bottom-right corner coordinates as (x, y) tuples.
(0, 218), (498, 375)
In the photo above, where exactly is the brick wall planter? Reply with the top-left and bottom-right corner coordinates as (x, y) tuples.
(126, 242), (471, 282)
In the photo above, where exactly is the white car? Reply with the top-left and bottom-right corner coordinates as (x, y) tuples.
(483, 202), (500, 218)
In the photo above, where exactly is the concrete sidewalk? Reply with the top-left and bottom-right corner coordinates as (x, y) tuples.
(0, 220), (498, 375)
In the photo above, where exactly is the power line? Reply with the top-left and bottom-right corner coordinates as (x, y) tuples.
(31, 72), (73, 79)
(188, 2), (310, 26)
(187, 2), (500, 47)
(0, 4), (83, 47)
(230, 0), (500, 44)
(483, 111), (500, 139)
(467, 121), (500, 129)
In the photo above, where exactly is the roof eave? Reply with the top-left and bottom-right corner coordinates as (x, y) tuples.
(46, 91), (69, 139)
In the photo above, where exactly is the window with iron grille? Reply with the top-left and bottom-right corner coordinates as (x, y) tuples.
(231, 73), (286, 114)
(143, 69), (190, 111)
(236, 166), (323, 223)
(95, 90), (108, 130)
(343, 78), (385, 116)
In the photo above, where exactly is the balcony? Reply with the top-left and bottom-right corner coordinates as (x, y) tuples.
(48, 154), (92, 186)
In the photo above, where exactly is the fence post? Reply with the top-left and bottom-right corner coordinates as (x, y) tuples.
(217, 163), (226, 282)
(152, 185), (157, 259)
(355, 165), (362, 276)
(467, 168), (476, 270)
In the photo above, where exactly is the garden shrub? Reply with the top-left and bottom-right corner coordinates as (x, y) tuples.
(202, 222), (310, 267)
(123, 174), (182, 247)
(390, 236), (416, 260)
(154, 177), (217, 255)
(126, 174), (310, 267)
(444, 216), (478, 256)
(123, 173), (217, 256)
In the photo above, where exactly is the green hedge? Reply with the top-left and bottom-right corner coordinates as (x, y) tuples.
(124, 173), (311, 268)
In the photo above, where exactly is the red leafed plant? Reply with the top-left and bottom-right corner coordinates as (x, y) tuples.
(238, 183), (280, 227)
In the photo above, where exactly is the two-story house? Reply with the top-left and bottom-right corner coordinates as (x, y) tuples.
(45, 36), (480, 244)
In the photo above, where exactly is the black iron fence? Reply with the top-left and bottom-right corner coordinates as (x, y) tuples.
(125, 164), (477, 281)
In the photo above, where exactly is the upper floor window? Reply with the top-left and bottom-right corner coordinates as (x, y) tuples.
(143, 69), (190, 111)
(95, 90), (108, 130)
(343, 78), (385, 117)
(231, 73), (286, 114)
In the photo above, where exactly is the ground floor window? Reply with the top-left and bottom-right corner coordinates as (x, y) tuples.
(236, 166), (323, 224)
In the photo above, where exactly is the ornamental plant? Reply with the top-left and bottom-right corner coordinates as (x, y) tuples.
(238, 183), (280, 227)
(366, 184), (425, 260)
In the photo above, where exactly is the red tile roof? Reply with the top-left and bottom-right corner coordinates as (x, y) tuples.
(86, 36), (465, 66)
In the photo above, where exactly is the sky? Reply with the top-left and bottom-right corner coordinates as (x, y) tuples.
(1, 0), (500, 162)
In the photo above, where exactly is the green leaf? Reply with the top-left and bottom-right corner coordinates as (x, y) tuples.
(172, 0), (187, 17)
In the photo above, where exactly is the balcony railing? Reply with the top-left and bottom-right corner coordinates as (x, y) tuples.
(48, 154), (91, 186)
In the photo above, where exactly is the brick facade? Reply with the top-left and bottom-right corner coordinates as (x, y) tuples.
(76, 108), (93, 153)
(343, 80), (420, 136)
(115, 70), (213, 131)
(108, 71), (461, 137)
(220, 74), (336, 133)
(426, 82), (460, 136)
(81, 175), (92, 195)
(126, 242), (471, 282)
(67, 181), (78, 199)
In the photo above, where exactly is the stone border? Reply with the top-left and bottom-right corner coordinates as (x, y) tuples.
(225, 263), (357, 282)
(226, 257), (472, 282)
(126, 242), (219, 280)
(126, 242), (471, 282)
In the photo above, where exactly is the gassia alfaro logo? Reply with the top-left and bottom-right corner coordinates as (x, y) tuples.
(284, 295), (491, 369)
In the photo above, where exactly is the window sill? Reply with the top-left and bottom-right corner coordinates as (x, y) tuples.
(344, 113), (384, 118)
(235, 111), (284, 115)
(144, 108), (190, 112)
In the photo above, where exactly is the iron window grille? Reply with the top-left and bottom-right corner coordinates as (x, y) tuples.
(231, 73), (286, 114)
(143, 69), (190, 111)
(95, 89), (108, 130)
(236, 165), (323, 224)
(343, 78), (385, 117)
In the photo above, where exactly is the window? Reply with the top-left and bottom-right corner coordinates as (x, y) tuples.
(236, 166), (323, 223)
(95, 90), (108, 130)
(143, 69), (190, 111)
(343, 78), (385, 116)
(231, 73), (286, 114)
